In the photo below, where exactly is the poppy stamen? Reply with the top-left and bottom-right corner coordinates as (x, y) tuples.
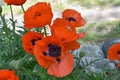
(56, 58), (61, 63)
(117, 51), (120, 54)
(37, 13), (41, 16)
(66, 17), (76, 22)
(43, 52), (47, 56)
(48, 44), (52, 47)
(31, 39), (36, 46)
(48, 44), (61, 57)
(29, 48), (32, 50)
(31, 38), (42, 46)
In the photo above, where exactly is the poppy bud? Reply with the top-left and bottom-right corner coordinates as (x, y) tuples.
(0, 5), (2, 15)
(9, 59), (22, 70)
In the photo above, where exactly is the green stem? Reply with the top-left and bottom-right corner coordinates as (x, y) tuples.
(48, 24), (52, 35)
(10, 5), (15, 32)
(0, 14), (2, 18)
(44, 27), (47, 37)
(10, 5), (15, 56)
(21, 5), (25, 13)
(10, 5), (14, 20)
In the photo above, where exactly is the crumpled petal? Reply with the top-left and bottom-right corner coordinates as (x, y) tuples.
(47, 53), (74, 77)
(51, 18), (78, 42)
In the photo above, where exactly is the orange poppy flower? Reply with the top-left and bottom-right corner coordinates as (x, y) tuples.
(51, 18), (85, 43)
(62, 9), (86, 27)
(108, 43), (120, 60)
(24, 2), (53, 29)
(4, 0), (26, 5)
(34, 36), (74, 77)
(22, 31), (44, 55)
(0, 69), (19, 80)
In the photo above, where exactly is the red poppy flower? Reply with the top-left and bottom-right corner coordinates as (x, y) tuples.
(0, 69), (19, 80)
(22, 31), (44, 55)
(34, 36), (74, 77)
(62, 9), (86, 27)
(4, 0), (26, 5)
(108, 43), (120, 60)
(51, 18), (85, 43)
(24, 2), (53, 29)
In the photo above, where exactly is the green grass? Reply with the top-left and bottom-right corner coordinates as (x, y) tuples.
(78, 20), (120, 43)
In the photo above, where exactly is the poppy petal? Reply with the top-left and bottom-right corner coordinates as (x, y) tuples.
(24, 2), (53, 28)
(64, 41), (80, 50)
(80, 17), (86, 26)
(47, 53), (74, 77)
(22, 31), (44, 55)
(35, 53), (52, 69)
(51, 18), (78, 42)
(62, 9), (86, 27)
(117, 64), (120, 67)
(34, 37), (56, 68)
(0, 70), (19, 80)
(78, 32), (86, 39)
(34, 36), (74, 76)
(4, 0), (26, 5)
(108, 43), (120, 60)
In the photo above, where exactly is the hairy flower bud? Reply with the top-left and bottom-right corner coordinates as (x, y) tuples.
(9, 59), (22, 70)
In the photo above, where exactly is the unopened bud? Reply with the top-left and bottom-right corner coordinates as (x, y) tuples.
(9, 59), (23, 70)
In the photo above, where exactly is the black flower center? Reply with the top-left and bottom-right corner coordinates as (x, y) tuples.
(48, 44), (61, 57)
(31, 38), (42, 46)
(66, 17), (76, 22)
(37, 13), (41, 16)
(43, 52), (47, 56)
(117, 51), (120, 54)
